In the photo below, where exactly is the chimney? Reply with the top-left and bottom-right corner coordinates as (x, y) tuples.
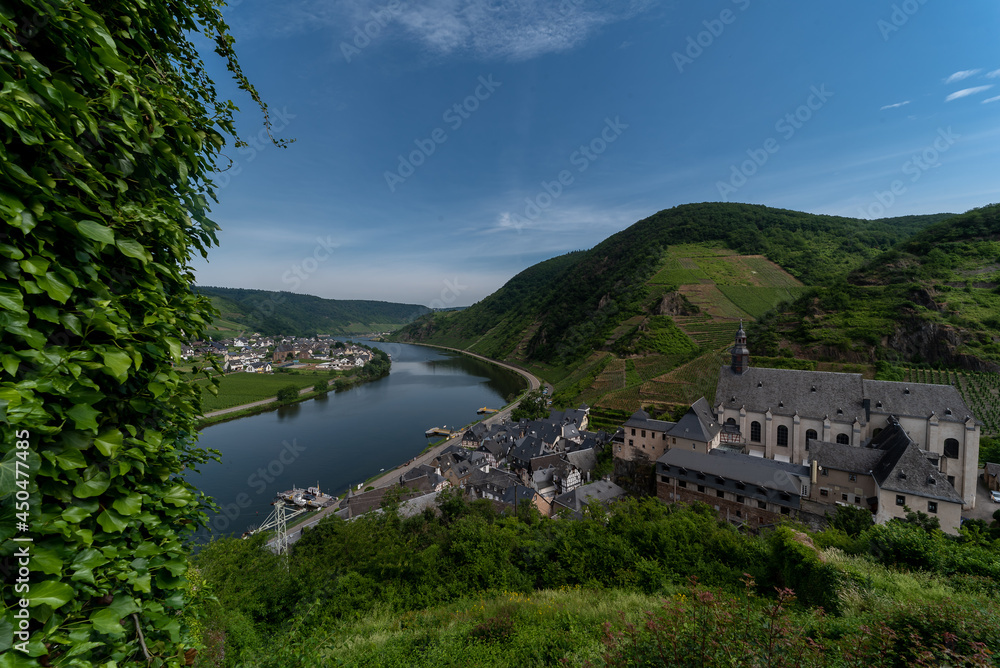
(810, 460), (818, 485)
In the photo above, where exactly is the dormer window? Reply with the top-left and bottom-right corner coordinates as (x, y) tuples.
(904, 388), (910, 395)
(928, 476), (936, 485)
(898, 470), (906, 480)
(876, 401), (882, 408)
(758, 381), (762, 387)
(945, 408), (952, 415)
(779, 401), (784, 407)
(810, 386), (816, 392)
(837, 408), (843, 415)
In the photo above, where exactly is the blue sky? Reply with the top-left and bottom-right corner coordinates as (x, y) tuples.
(191, 0), (1000, 306)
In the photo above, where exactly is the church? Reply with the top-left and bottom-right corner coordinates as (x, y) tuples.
(714, 324), (981, 511)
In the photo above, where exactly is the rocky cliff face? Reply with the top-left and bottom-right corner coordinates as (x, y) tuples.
(885, 319), (1000, 372)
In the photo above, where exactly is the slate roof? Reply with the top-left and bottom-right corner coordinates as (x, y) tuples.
(624, 408), (674, 433)
(500, 484), (542, 506)
(658, 448), (807, 496)
(870, 420), (963, 503)
(669, 397), (721, 442)
(809, 440), (884, 475)
(716, 366), (866, 423)
(552, 481), (626, 516)
(863, 379), (980, 425)
(565, 448), (598, 474)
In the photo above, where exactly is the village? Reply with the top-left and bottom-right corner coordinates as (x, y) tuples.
(296, 325), (993, 539)
(179, 335), (376, 375)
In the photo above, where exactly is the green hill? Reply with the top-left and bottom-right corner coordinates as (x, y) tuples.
(756, 203), (1000, 371)
(391, 203), (962, 411)
(195, 286), (430, 337)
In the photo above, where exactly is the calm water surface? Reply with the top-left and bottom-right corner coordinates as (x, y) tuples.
(186, 342), (523, 539)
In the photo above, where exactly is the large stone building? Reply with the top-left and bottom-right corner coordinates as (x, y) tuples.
(714, 325), (981, 509)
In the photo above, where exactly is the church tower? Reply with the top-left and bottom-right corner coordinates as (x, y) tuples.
(731, 321), (750, 374)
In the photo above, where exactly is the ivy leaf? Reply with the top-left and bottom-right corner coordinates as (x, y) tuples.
(20, 256), (51, 275)
(35, 272), (73, 303)
(30, 545), (65, 575)
(116, 238), (149, 262)
(162, 485), (194, 507)
(71, 548), (108, 571)
(101, 349), (132, 380)
(97, 507), (127, 533)
(55, 448), (87, 470)
(88, 594), (139, 636)
(77, 220), (115, 245)
(112, 492), (142, 516)
(0, 448), (39, 497)
(66, 403), (99, 430)
(94, 429), (123, 457)
(62, 505), (91, 522)
(28, 580), (75, 608)
(72, 471), (110, 498)
(0, 286), (24, 311)
(1, 354), (19, 376)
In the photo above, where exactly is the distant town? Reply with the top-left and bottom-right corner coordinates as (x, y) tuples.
(181, 334), (378, 375)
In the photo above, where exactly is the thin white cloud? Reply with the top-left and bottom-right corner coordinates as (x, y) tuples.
(945, 85), (994, 102)
(943, 69), (982, 84)
(262, 0), (654, 61)
(879, 100), (910, 110)
(986, 68), (1000, 79)
(983, 95), (1000, 104)
(395, 0), (655, 61)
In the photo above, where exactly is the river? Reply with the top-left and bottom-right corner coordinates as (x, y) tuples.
(186, 342), (525, 541)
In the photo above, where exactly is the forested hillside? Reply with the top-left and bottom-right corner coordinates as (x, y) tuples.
(195, 286), (430, 337)
(392, 203), (945, 367)
(756, 203), (1000, 371)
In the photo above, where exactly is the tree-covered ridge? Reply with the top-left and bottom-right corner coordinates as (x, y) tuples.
(393, 203), (948, 366)
(194, 286), (431, 336)
(0, 0), (273, 664)
(755, 203), (1000, 368)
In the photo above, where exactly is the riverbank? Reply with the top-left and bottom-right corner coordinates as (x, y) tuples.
(360, 343), (541, 490)
(197, 371), (386, 428)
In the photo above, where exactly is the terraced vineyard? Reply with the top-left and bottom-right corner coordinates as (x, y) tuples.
(562, 244), (811, 412)
(674, 317), (742, 351)
(899, 367), (1000, 436)
(717, 286), (810, 319)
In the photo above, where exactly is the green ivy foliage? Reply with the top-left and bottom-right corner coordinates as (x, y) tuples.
(0, 1), (283, 665)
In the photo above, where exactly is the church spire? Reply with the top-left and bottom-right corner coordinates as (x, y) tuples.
(731, 320), (750, 374)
